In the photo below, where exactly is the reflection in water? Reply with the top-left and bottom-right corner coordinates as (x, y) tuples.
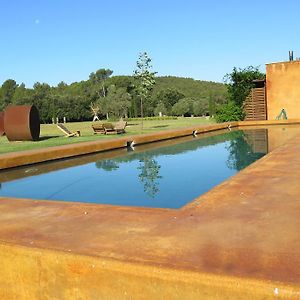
(95, 160), (119, 171)
(95, 155), (162, 198)
(138, 156), (162, 198)
(226, 130), (267, 171)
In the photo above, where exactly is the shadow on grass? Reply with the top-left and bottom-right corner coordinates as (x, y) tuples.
(38, 135), (60, 141)
(151, 125), (169, 129)
(127, 123), (139, 126)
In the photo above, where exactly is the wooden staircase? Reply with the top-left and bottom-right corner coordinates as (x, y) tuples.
(243, 87), (267, 121)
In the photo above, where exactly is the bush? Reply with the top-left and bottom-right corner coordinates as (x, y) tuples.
(215, 101), (244, 123)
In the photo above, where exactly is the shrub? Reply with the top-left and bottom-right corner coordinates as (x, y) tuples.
(215, 101), (244, 123)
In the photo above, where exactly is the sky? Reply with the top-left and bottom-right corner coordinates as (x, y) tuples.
(0, 0), (300, 87)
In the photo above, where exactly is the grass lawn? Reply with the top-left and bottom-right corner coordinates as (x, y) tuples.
(0, 117), (214, 154)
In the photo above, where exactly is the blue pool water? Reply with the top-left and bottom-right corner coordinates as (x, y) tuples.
(0, 129), (273, 208)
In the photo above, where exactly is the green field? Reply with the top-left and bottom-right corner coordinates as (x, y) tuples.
(0, 117), (214, 154)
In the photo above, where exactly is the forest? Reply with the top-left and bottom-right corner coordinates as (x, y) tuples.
(0, 69), (227, 123)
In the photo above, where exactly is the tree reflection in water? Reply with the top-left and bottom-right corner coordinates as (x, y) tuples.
(226, 130), (266, 171)
(95, 155), (162, 198)
(138, 155), (162, 198)
(95, 160), (119, 171)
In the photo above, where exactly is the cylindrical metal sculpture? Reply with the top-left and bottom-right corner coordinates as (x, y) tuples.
(0, 112), (4, 136)
(4, 105), (40, 141)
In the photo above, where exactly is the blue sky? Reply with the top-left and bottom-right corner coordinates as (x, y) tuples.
(1, 0), (299, 87)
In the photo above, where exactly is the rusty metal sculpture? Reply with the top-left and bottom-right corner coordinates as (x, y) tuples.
(4, 105), (40, 141)
(0, 112), (4, 136)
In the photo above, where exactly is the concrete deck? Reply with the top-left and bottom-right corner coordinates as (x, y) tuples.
(0, 121), (300, 299)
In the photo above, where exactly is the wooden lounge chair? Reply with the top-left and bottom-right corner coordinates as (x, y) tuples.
(114, 120), (127, 134)
(57, 123), (81, 137)
(103, 121), (127, 135)
(103, 123), (117, 135)
(92, 123), (105, 134)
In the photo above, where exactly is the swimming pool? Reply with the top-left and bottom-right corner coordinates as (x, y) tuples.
(0, 126), (298, 208)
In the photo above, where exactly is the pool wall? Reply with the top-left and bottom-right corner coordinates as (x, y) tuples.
(1, 120), (300, 299)
(0, 242), (297, 300)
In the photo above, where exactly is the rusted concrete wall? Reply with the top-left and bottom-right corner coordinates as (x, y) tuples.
(266, 61), (300, 120)
(0, 236), (298, 299)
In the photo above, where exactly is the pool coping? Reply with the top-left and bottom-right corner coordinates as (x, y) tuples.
(1, 119), (300, 299)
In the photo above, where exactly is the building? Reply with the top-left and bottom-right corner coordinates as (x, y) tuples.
(244, 53), (300, 120)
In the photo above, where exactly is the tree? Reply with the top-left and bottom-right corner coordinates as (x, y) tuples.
(224, 66), (265, 107)
(154, 101), (168, 116)
(12, 83), (28, 104)
(0, 79), (17, 110)
(172, 98), (193, 116)
(155, 88), (184, 114)
(57, 81), (68, 93)
(193, 99), (208, 116)
(31, 82), (51, 122)
(99, 85), (131, 119)
(133, 52), (156, 128)
(89, 68), (113, 97)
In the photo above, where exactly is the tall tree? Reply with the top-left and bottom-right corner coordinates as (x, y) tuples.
(133, 52), (156, 128)
(99, 85), (131, 119)
(172, 98), (193, 116)
(0, 79), (17, 110)
(155, 88), (185, 115)
(12, 82), (27, 104)
(89, 68), (113, 97)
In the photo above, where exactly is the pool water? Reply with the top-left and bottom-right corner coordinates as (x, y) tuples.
(0, 127), (296, 208)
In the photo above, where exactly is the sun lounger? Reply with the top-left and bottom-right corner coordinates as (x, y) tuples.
(102, 121), (127, 135)
(92, 123), (105, 134)
(57, 123), (81, 137)
(103, 123), (117, 134)
(114, 120), (127, 134)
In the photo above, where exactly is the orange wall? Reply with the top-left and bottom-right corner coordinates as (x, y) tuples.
(266, 61), (300, 120)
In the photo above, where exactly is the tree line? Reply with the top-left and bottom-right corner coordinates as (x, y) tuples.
(0, 65), (227, 123)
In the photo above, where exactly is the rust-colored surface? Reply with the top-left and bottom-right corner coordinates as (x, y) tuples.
(0, 112), (4, 136)
(266, 61), (300, 120)
(0, 243), (298, 300)
(4, 105), (40, 141)
(0, 122), (300, 298)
